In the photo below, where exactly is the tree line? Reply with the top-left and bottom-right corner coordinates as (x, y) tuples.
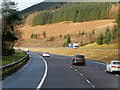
(32, 2), (114, 26)
(96, 25), (118, 45)
(2, 0), (21, 55)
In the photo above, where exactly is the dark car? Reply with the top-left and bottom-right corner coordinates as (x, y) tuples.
(72, 55), (85, 66)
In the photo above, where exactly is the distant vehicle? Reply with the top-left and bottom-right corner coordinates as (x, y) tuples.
(72, 55), (85, 66)
(24, 48), (29, 52)
(106, 60), (120, 73)
(43, 52), (50, 57)
(18, 48), (21, 51)
(68, 43), (78, 49)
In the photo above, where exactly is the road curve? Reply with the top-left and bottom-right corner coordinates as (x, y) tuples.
(2, 52), (119, 89)
(2, 52), (46, 89)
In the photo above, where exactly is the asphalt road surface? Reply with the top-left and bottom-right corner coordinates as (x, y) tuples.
(35, 52), (119, 89)
(2, 52), (119, 90)
(2, 52), (45, 89)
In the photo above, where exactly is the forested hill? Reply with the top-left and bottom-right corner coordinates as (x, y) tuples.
(20, 2), (65, 15)
(20, 2), (118, 26)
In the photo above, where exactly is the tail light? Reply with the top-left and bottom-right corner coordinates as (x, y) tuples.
(82, 58), (85, 60)
(111, 66), (116, 68)
(74, 58), (77, 60)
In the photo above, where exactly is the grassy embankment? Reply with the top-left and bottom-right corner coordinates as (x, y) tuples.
(18, 43), (118, 63)
(2, 50), (26, 66)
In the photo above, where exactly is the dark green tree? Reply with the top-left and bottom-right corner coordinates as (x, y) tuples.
(60, 34), (62, 37)
(31, 33), (34, 38)
(79, 31), (81, 35)
(96, 34), (104, 45)
(62, 42), (66, 47)
(35, 34), (37, 38)
(92, 29), (95, 35)
(66, 35), (71, 46)
(64, 35), (67, 39)
(82, 31), (85, 35)
(79, 41), (83, 46)
(104, 27), (111, 44)
(2, 0), (21, 53)
(112, 25), (117, 40)
(50, 36), (55, 41)
(42, 31), (46, 38)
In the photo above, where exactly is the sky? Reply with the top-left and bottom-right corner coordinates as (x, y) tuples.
(11, 0), (45, 11)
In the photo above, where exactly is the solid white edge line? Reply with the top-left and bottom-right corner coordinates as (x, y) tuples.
(36, 56), (48, 90)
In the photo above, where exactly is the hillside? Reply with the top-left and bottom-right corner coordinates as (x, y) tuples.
(23, 2), (118, 26)
(16, 2), (118, 47)
(15, 19), (115, 47)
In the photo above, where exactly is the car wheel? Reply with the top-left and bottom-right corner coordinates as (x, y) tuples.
(108, 68), (111, 74)
(72, 62), (74, 65)
(82, 63), (85, 66)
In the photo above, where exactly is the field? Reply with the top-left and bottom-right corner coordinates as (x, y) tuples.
(18, 43), (119, 63)
(2, 50), (26, 66)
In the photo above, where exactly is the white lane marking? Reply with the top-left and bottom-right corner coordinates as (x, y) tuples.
(115, 75), (119, 77)
(36, 56), (48, 89)
(18, 56), (31, 73)
(80, 73), (83, 76)
(86, 60), (105, 65)
(87, 80), (90, 84)
(66, 62), (95, 88)
(96, 67), (98, 68)
(75, 69), (77, 72)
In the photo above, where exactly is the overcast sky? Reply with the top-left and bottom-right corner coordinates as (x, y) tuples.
(11, 0), (45, 11)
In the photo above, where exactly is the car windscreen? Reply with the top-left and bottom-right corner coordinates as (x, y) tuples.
(113, 62), (120, 64)
(45, 52), (49, 54)
(75, 55), (84, 58)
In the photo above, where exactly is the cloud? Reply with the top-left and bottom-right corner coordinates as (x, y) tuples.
(11, 0), (44, 11)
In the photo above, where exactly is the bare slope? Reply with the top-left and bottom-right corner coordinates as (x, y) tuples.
(16, 19), (115, 47)
(19, 19), (114, 40)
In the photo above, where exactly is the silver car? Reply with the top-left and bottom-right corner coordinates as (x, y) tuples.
(106, 60), (120, 73)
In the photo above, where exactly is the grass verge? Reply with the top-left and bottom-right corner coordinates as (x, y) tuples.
(2, 50), (26, 66)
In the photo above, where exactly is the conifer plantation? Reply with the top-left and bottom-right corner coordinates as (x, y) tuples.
(31, 3), (115, 26)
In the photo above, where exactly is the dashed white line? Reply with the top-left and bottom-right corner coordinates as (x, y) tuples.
(65, 62), (95, 88)
(75, 69), (77, 72)
(87, 80), (90, 84)
(86, 60), (105, 65)
(80, 73), (83, 76)
(18, 57), (31, 73)
(115, 75), (119, 77)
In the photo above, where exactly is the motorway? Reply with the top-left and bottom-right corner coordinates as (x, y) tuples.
(2, 52), (119, 89)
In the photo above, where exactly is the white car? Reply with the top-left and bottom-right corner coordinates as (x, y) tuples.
(24, 48), (29, 52)
(43, 52), (50, 57)
(106, 60), (120, 73)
